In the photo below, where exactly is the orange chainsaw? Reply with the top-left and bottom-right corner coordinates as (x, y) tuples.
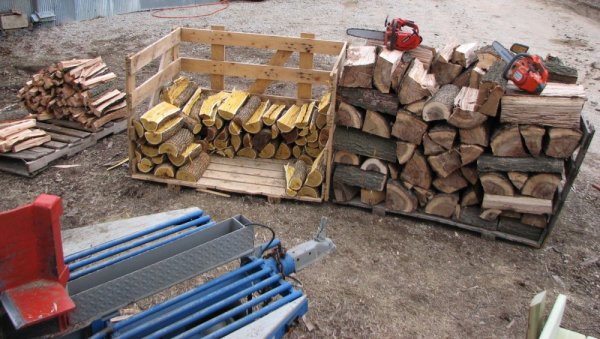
(492, 41), (549, 94)
(347, 17), (423, 51)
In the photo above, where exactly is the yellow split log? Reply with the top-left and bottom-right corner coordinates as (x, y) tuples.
(276, 104), (301, 133)
(243, 100), (270, 134)
(218, 90), (248, 120)
(140, 101), (180, 132)
(144, 116), (183, 145)
(262, 104), (286, 126)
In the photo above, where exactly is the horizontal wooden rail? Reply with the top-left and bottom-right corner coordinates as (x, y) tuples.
(131, 59), (181, 108)
(128, 28), (181, 74)
(180, 28), (344, 56)
(180, 57), (333, 85)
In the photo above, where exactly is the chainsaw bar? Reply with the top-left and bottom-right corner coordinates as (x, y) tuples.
(346, 28), (385, 41)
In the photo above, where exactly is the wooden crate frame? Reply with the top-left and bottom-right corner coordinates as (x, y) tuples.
(125, 27), (346, 202)
(333, 117), (595, 248)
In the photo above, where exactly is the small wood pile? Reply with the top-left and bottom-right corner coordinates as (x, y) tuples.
(130, 77), (330, 198)
(0, 104), (50, 153)
(17, 57), (127, 130)
(333, 41), (586, 240)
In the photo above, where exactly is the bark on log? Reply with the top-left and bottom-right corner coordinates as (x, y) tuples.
(333, 164), (387, 191)
(475, 61), (507, 117)
(176, 152), (210, 182)
(459, 124), (489, 147)
(333, 182), (359, 202)
(459, 144), (484, 165)
(158, 128), (193, 157)
(422, 84), (460, 122)
(144, 116), (183, 145)
(432, 170), (468, 194)
(334, 127), (397, 162)
(428, 123), (456, 150)
(545, 55), (578, 84)
(477, 155), (564, 173)
(461, 165), (479, 185)
(289, 160), (308, 190)
(398, 59), (438, 105)
(396, 141), (417, 164)
(337, 87), (399, 115)
(233, 95), (262, 127)
(252, 128), (272, 152)
(168, 143), (203, 167)
(483, 194), (552, 215)
(334, 150), (360, 165)
(386, 179), (418, 213)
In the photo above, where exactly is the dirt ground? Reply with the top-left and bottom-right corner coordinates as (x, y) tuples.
(1, 0), (599, 338)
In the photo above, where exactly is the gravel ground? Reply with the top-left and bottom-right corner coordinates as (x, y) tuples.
(1, 0), (599, 337)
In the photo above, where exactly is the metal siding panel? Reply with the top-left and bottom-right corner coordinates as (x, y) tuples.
(0, 0), (33, 16)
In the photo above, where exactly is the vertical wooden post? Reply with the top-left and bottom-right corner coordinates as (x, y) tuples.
(298, 33), (315, 100)
(211, 25), (225, 91)
(125, 55), (137, 176)
(148, 49), (175, 110)
(526, 291), (547, 339)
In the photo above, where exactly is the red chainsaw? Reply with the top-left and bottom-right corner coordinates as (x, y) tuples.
(347, 17), (423, 51)
(492, 41), (549, 94)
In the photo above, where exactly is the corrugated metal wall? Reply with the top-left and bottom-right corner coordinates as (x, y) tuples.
(0, 0), (212, 26)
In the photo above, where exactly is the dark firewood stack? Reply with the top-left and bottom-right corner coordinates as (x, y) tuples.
(333, 41), (586, 238)
(131, 77), (329, 197)
(17, 58), (126, 130)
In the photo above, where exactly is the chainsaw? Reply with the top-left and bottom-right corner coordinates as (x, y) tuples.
(492, 41), (549, 94)
(347, 17), (423, 51)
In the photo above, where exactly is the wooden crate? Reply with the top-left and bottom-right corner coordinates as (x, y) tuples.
(0, 119), (126, 177)
(333, 117), (595, 248)
(125, 27), (346, 201)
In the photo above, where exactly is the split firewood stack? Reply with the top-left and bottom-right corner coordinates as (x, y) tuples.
(0, 104), (50, 153)
(131, 76), (330, 198)
(333, 41), (585, 239)
(17, 57), (127, 130)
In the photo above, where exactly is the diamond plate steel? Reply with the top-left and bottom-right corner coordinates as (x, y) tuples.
(68, 218), (253, 326)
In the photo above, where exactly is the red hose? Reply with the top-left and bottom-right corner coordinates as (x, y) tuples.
(151, 0), (229, 19)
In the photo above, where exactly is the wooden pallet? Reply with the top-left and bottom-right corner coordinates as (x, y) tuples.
(133, 155), (322, 203)
(0, 119), (127, 177)
(333, 117), (595, 248)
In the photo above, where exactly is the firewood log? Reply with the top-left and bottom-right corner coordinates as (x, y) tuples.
(428, 123), (456, 150)
(11, 134), (51, 153)
(277, 104), (301, 133)
(0, 119), (36, 139)
(231, 133), (242, 152)
(398, 59), (438, 105)
(252, 128), (272, 152)
(479, 209), (502, 221)
(490, 125), (527, 157)
(176, 152), (210, 182)
(336, 102), (364, 129)
(298, 186), (320, 199)
(334, 127), (396, 162)
(318, 127), (330, 148)
(544, 55), (578, 84)
(204, 126), (218, 142)
(199, 91), (229, 121)
(448, 87), (487, 128)
(433, 170), (468, 194)
(295, 102), (315, 129)
(298, 154), (313, 166)
(339, 46), (377, 88)
(519, 125), (545, 157)
(459, 124), (489, 147)
(242, 100), (269, 133)
(182, 88), (203, 116)
(391, 110), (428, 144)
(521, 214), (548, 228)
(396, 141), (416, 165)
(475, 61), (507, 117)
(0, 129), (46, 152)
(461, 186), (481, 207)
(288, 160), (308, 190)
(459, 144), (484, 165)
(545, 128), (582, 158)
(181, 115), (202, 134)
(274, 143), (292, 160)
(521, 174), (561, 199)
(228, 121), (243, 136)
(361, 189), (386, 206)
(305, 145), (321, 158)
(428, 149), (461, 178)
(391, 53), (414, 90)
(384, 180), (417, 212)
(158, 128), (193, 157)
(482, 194), (552, 215)
(305, 150), (326, 187)
(218, 90), (248, 120)
(374, 48), (404, 93)
(154, 163), (175, 178)
(400, 150), (432, 189)
(145, 116), (184, 145)
(281, 128), (298, 144)
(237, 147), (257, 159)
(422, 84), (460, 121)
(334, 164), (386, 191)
(262, 104), (286, 126)
(362, 110), (390, 138)
(425, 193), (459, 218)
(508, 172), (528, 190)
(337, 87), (398, 115)
(258, 141), (279, 159)
(137, 157), (154, 173)
(271, 124), (281, 139)
(163, 77), (199, 108)
(334, 150), (360, 165)
(480, 172), (515, 196)
(168, 143), (203, 167)
(477, 155), (564, 174)
(422, 134), (445, 156)
(460, 165), (479, 185)
(333, 182), (359, 202)
(232, 95), (262, 128)
(141, 102), (181, 132)
(452, 42), (478, 67)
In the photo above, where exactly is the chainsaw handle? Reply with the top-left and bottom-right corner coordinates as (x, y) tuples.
(529, 54), (549, 82)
